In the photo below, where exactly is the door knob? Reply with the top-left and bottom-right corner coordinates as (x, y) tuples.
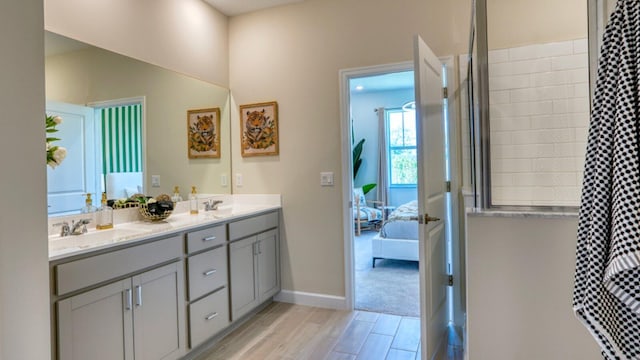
(419, 214), (441, 224)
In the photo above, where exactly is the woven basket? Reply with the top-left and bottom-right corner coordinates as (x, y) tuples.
(138, 203), (172, 222)
(113, 202), (140, 209)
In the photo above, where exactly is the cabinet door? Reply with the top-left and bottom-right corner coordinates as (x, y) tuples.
(230, 236), (258, 321)
(132, 262), (185, 360)
(57, 279), (133, 360)
(257, 229), (280, 301)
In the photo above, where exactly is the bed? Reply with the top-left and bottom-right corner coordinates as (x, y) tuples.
(371, 200), (419, 267)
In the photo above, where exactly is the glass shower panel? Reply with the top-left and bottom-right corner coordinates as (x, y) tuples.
(485, 0), (590, 207)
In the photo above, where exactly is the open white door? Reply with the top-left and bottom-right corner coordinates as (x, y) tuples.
(47, 100), (100, 215)
(414, 35), (449, 359)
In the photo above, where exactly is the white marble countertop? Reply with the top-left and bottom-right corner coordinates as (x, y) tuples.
(466, 207), (578, 219)
(49, 194), (281, 261)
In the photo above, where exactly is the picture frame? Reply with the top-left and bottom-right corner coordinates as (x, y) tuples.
(239, 101), (279, 157)
(187, 107), (221, 159)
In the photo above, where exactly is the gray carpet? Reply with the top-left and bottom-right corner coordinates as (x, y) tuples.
(354, 230), (420, 317)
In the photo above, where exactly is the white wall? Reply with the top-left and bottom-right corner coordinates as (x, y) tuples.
(0, 0), (51, 359)
(45, 0), (229, 87)
(488, 39), (590, 206)
(229, 0), (471, 298)
(466, 214), (600, 359)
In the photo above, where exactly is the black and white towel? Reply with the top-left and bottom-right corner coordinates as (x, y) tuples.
(573, 1), (640, 359)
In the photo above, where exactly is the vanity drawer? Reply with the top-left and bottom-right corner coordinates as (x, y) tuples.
(188, 246), (228, 301)
(55, 235), (182, 296)
(189, 287), (230, 348)
(229, 211), (278, 241)
(186, 224), (226, 254)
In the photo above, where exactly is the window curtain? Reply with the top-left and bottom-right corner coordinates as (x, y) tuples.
(376, 107), (388, 206)
(101, 104), (143, 174)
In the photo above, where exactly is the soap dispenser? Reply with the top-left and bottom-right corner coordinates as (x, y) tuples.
(171, 186), (183, 203)
(96, 192), (114, 230)
(81, 193), (97, 213)
(190, 186), (198, 215)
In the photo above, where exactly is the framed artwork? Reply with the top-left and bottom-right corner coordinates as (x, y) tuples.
(187, 107), (221, 159)
(239, 101), (279, 157)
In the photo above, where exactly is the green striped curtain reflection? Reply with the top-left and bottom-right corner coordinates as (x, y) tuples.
(101, 104), (142, 174)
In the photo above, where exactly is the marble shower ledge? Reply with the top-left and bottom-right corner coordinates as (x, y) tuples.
(466, 208), (578, 219)
(48, 194), (281, 261)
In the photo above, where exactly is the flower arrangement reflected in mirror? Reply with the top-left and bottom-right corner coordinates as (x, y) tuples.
(46, 114), (67, 168)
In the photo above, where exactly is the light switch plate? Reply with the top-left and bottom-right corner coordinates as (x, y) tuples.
(221, 174), (228, 187)
(320, 172), (334, 186)
(151, 175), (160, 187)
(236, 173), (243, 187)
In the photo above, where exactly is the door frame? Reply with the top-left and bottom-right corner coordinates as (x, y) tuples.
(339, 61), (415, 311)
(339, 57), (463, 330)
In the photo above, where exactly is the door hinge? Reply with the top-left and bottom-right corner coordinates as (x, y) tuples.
(443, 87), (448, 99)
(446, 181), (451, 193)
(448, 275), (454, 286)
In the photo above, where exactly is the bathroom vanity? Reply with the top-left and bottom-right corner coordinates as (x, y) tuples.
(48, 200), (280, 360)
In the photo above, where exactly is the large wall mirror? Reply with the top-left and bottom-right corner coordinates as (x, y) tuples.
(45, 31), (231, 216)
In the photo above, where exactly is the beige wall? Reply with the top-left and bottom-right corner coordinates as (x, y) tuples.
(43, 0), (474, 300)
(0, 0), (51, 359)
(466, 214), (600, 359)
(487, 0), (588, 49)
(229, 0), (471, 297)
(45, 47), (231, 198)
(45, 0), (229, 87)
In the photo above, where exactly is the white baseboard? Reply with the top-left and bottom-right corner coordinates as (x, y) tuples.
(274, 290), (348, 310)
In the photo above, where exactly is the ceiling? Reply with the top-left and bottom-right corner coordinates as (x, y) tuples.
(349, 71), (415, 94)
(204, 0), (306, 16)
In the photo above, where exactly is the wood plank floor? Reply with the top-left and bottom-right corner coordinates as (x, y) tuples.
(197, 302), (463, 360)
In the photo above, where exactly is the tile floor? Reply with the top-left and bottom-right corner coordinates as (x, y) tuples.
(199, 302), (463, 360)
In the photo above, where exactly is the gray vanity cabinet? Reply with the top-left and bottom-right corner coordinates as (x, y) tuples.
(185, 224), (230, 349)
(230, 226), (279, 321)
(57, 261), (184, 360)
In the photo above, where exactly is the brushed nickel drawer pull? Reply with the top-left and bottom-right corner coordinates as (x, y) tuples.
(135, 285), (142, 307)
(205, 312), (218, 321)
(203, 269), (217, 276)
(125, 289), (132, 310)
(203, 236), (216, 242)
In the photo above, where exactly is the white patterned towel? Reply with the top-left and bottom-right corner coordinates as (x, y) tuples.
(573, 1), (640, 359)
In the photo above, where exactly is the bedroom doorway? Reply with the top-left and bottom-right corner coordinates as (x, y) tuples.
(349, 67), (420, 317)
(340, 57), (461, 329)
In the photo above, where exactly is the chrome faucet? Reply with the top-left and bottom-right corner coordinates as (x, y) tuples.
(54, 221), (71, 237)
(203, 199), (223, 211)
(70, 218), (91, 235)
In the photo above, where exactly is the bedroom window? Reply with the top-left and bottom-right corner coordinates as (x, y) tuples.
(387, 108), (417, 186)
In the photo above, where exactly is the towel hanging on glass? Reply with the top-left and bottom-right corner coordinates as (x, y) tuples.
(573, 1), (640, 359)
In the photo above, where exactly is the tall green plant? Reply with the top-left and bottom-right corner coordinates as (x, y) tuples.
(352, 137), (376, 195)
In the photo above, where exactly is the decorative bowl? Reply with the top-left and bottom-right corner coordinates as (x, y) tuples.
(138, 203), (172, 222)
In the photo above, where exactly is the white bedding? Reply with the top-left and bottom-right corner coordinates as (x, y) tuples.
(380, 200), (418, 239)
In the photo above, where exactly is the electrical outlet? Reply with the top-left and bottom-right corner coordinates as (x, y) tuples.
(221, 174), (228, 187)
(151, 175), (160, 187)
(236, 173), (243, 187)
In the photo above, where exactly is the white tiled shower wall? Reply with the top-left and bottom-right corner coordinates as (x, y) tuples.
(488, 38), (589, 206)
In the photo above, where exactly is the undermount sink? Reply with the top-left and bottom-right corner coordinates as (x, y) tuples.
(49, 227), (148, 252)
(210, 205), (233, 218)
